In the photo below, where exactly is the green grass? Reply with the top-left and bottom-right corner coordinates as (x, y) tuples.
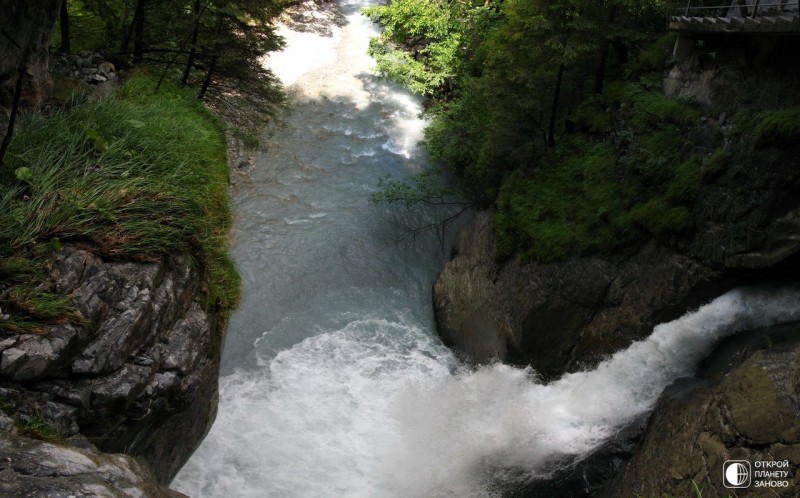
(16, 414), (67, 445)
(701, 149), (732, 182)
(0, 74), (240, 333)
(0, 396), (65, 445)
(494, 83), (702, 262)
(734, 106), (800, 149)
(752, 107), (800, 148)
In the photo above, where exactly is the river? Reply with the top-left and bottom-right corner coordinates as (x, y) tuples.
(172, 1), (800, 496)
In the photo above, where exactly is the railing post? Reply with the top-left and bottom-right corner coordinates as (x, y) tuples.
(685, 0), (692, 16)
(751, 0), (760, 17)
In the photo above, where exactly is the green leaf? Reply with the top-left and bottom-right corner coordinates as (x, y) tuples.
(14, 167), (33, 183)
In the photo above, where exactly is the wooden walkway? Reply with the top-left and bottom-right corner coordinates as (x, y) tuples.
(669, 1), (800, 33)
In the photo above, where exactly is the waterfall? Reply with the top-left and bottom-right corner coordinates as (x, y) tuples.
(172, 1), (800, 496)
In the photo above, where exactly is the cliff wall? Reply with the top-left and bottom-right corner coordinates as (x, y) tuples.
(0, 246), (224, 489)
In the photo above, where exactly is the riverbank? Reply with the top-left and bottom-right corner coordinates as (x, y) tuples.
(0, 73), (238, 493)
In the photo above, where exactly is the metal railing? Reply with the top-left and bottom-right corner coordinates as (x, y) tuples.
(674, 1), (797, 19)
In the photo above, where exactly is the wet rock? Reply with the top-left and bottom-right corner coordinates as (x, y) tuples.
(434, 212), (718, 379)
(603, 322), (800, 497)
(0, 429), (186, 497)
(90, 365), (151, 410)
(161, 304), (210, 374)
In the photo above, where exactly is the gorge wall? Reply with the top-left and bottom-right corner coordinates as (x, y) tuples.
(433, 36), (800, 496)
(0, 246), (223, 493)
(435, 136), (800, 377)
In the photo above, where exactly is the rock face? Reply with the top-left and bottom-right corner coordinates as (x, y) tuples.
(433, 53), (800, 495)
(434, 138), (800, 379)
(0, 424), (185, 498)
(0, 246), (223, 486)
(603, 322), (800, 497)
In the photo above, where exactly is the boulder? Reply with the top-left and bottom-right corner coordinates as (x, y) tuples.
(0, 246), (224, 484)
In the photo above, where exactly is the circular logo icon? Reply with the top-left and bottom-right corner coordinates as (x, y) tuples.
(723, 460), (751, 488)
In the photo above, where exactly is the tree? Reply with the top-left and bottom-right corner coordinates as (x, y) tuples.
(132, 0), (146, 64)
(367, 0), (670, 209)
(60, 0), (71, 54)
(56, 0), (286, 118)
(0, 0), (62, 169)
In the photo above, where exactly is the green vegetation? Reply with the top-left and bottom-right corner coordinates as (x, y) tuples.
(16, 414), (67, 445)
(493, 90), (701, 262)
(51, 0), (286, 110)
(701, 149), (731, 182)
(0, 396), (65, 444)
(751, 107), (800, 148)
(366, 0), (714, 262)
(0, 74), (239, 333)
(363, 0), (495, 97)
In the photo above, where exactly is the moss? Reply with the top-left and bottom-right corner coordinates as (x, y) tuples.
(752, 107), (800, 148)
(623, 197), (691, 237)
(666, 155), (703, 203)
(636, 33), (678, 72)
(701, 149), (732, 182)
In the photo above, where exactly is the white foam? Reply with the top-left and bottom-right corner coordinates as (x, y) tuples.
(265, 26), (340, 87)
(174, 287), (800, 497)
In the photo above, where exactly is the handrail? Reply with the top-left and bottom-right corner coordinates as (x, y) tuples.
(673, 0), (793, 19)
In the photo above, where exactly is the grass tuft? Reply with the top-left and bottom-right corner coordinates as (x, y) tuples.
(701, 149), (732, 182)
(0, 74), (240, 331)
(752, 107), (800, 148)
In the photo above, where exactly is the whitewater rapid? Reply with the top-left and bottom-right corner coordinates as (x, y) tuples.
(172, 1), (800, 496)
(175, 286), (800, 497)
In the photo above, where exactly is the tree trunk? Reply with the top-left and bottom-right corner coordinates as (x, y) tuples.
(181, 0), (203, 86)
(548, 61), (565, 148)
(0, 0), (61, 139)
(133, 0), (146, 64)
(59, 0), (71, 53)
(612, 39), (628, 67)
(594, 39), (609, 94)
(197, 54), (217, 100)
(197, 15), (223, 100)
(0, 60), (27, 168)
(594, 5), (617, 94)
